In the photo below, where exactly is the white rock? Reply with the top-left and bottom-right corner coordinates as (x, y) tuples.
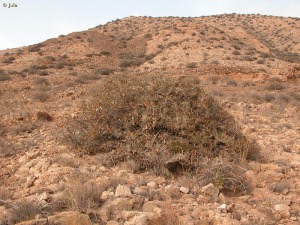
(115, 185), (132, 197)
(154, 177), (166, 185)
(274, 204), (290, 219)
(218, 204), (227, 213)
(201, 183), (219, 199)
(274, 204), (290, 212)
(124, 214), (148, 225)
(147, 181), (157, 188)
(101, 191), (114, 201)
(133, 186), (147, 195)
(180, 186), (189, 194)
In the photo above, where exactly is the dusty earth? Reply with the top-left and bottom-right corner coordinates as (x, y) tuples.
(0, 14), (300, 224)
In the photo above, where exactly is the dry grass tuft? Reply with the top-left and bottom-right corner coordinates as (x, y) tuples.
(63, 179), (106, 213)
(265, 81), (286, 91)
(160, 202), (182, 225)
(8, 200), (41, 224)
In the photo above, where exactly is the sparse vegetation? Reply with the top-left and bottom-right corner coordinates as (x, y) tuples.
(33, 77), (50, 86)
(8, 200), (41, 224)
(119, 59), (143, 67)
(95, 68), (113, 75)
(225, 78), (238, 86)
(63, 180), (106, 213)
(36, 111), (53, 121)
(0, 69), (11, 81)
(207, 75), (219, 84)
(232, 50), (241, 55)
(28, 43), (43, 52)
(265, 81), (286, 90)
(32, 92), (50, 102)
(186, 62), (197, 68)
(264, 93), (275, 102)
(100, 51), (110, 55)
(2, 14), (300, 224)
(2, 56), (16, 64)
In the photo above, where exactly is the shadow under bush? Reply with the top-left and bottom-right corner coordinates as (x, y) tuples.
(67, 74), (260, 192)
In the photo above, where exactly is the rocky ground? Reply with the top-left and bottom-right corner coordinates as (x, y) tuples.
(0, 14), (300, 225)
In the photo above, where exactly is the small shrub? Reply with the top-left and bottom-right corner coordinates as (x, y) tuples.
(55, 62), (65, 69)
(64, 180), (105, 213)
(242, 81), (256, 87)
(33, 77), (50, 86)
(186, 62), (197, 68)
(100, 51), (110, 55)
(265, 81), (286, 91)
(232, 50), (241, 55)
(160, 202), (182, 225)
(76, 74), (101, 82)
(256, 59), (265, 64)
(36, 111), (53, 121)
(0, 187), (12, 201)
(264, 93), (275, 102)
(232, 44), (241, 50)
(95, 68), (112, 75)
(225, 78), (238, 86)
(28, 43), (43, 52)
(210, 60), (219, 65)
(144, 33), (152, 39)
(2, 57), (15, 64)
(32, 92), (50, 102)
(251, 94), (262, 101)
(119, 59), (143, 67)
(207, 75), (219, 84)
(288, 91), (300, 101)
(13, 122), (38, 135)
(145, 53), (156, 61)
(8, 200), (41, 224)
(277, 94), (291, 103)
(44, 56), (56, 61)
(7, 70), (18, 75)
(0, 70), (11, 81)
(38, 71), (49, 76)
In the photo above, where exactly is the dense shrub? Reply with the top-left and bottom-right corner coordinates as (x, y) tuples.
(68, 75), (260, 187)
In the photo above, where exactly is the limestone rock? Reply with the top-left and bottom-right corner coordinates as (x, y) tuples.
(115, 185), (132, 197)
(147, 181), (157, 188)
(165, 185), (181, 199)
(154, 177), (166, 185)
(201, 183), (219, 200)
(124, 214), (148, 225)
(274, 204), (291, 219)
(180, 186), (189, 194)
(142, 200), (163, 212)
(17, 211), (93, 225)
(110, 198), (134, 211)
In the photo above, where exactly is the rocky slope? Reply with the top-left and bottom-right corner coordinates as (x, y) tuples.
(0, 14), (300, 225)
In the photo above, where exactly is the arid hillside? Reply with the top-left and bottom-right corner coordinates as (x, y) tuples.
(0, 14), (300, 225)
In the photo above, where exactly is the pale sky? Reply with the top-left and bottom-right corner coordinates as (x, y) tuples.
(0, 0), (299, 50)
